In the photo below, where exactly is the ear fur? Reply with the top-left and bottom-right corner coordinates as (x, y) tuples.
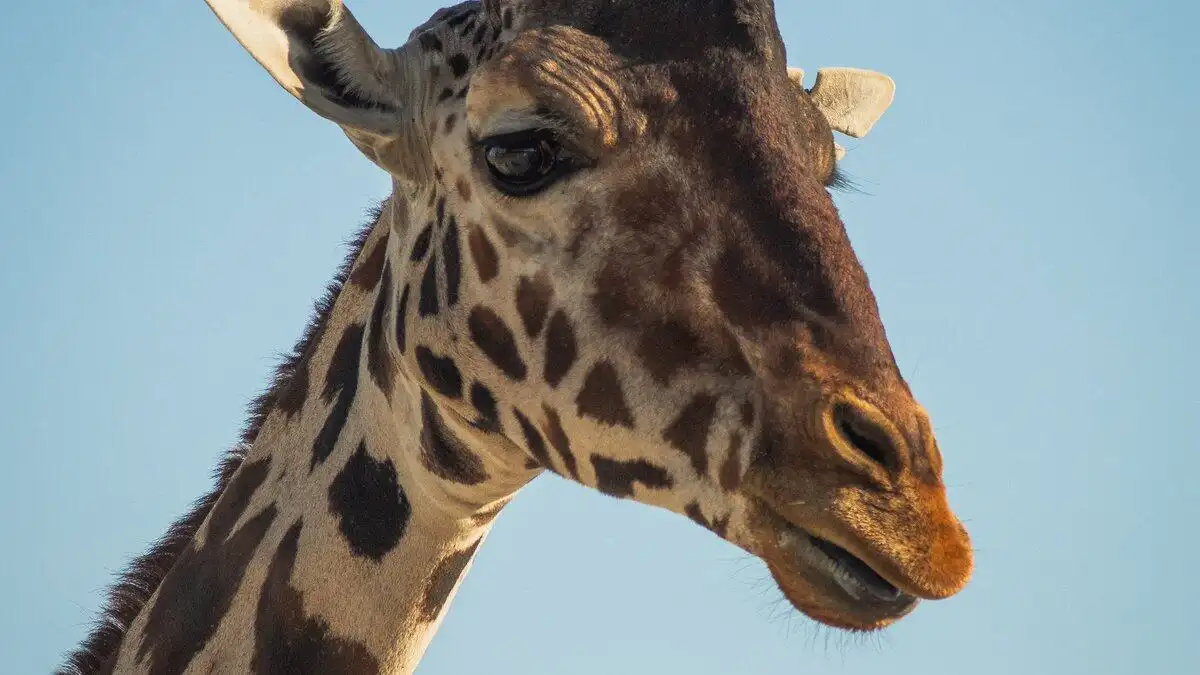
(807, 67), (896, 139)
(205, 0), (435, 180)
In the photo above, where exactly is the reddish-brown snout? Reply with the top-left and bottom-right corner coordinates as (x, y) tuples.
(744, 384), (973, 630)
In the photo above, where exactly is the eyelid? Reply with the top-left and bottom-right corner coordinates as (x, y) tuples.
(476, 109), (572, 141)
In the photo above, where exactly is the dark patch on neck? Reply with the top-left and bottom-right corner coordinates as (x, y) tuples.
(134, 458), (277, 674)
(468, 307), (528, 381)
(415, 346), (464, 399)
(513, 409), (554, 469)
(349, 233), (389, 291)
(542, 405), (581, 481)
(419, 256), (441, 317)
(443, 218), (463, 308)
(516, 272), (553, 337)
(276, 359), (311, 419)
(367, 264), (395, 400)
(328, 442), (411, 561)
(418, 539), (482, 623)
(576, 362), (635, 429)
(420, 393), (489, 485)
(395, 284), (411, 355)
(591, 456), (673, 498)
(311, 323), (365, 471)
(469, 382), (502, 433)
(544, 310), (578, 388)
(410, 223), (434, 262)
(662, 393), (718, 477)
(253, 520), (380, 674)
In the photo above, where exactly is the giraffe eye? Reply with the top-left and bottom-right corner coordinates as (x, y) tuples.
(480, 130), (576, 197)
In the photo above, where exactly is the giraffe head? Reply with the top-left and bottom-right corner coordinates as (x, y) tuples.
(210, 0), (973, 631)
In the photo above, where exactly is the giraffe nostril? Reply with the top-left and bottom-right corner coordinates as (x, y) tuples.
(831, 402), (900, 472)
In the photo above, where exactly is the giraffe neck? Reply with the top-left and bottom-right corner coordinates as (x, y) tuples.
(111, 194), (540, 674)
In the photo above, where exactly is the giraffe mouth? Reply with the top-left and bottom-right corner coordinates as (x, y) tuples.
(779, 526), (906, 604)
(753, 504), (919, 629)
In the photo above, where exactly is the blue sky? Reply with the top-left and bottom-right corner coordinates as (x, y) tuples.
(1, 1), (1197, 673)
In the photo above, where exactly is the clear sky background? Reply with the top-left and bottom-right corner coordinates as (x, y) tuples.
(1, 1), (1197, 673)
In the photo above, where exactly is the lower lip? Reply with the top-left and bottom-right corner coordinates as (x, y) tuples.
(778, 527), (905, 603)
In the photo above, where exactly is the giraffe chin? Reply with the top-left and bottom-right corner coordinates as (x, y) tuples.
(757, 516), (919, 631)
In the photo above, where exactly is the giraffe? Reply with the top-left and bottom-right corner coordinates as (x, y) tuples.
(64, 1), (974, 672)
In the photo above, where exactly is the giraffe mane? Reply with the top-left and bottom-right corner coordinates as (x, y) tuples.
(60, 205), (385, 675)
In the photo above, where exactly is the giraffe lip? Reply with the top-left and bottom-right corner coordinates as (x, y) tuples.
(796, 531), (904, 603)
(772, 517), (913, 607)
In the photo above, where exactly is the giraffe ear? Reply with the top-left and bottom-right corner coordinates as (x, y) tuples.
(205, 0), (434, 180)
(807, 67), (896, 139)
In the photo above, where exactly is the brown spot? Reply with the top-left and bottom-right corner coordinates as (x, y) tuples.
(137, 457), (276, 675)
(253, 521), (380, 674)
(491, 216), (523, 247)
(514, 409), (554, 469)
(591, 457), (673, 498)
(416, 346), (464, 399)
(311, 324), (364, 470)
(367, 263), (394, 400)
(444, 113), (457, 134)
(685, 502), (730, 539)
(395, 285), (411, 354)
(711, 247), (797, 328)
(719, 433), (743, 492)
(515, 272), (553, 337)
(468, 306), (528, 381)
(663, 393), (718, 477)
(471, 20), (488, 45)
(593, 261), (635, 327)
(470, 382), (502, 432)
(636, 319), (702, 385)
(544, 310), (577, 388)
(419, 539), (481, 623)
(577, 362), (635, 429)
(448, 53), (470, 78)
(419, 32), (444, 53)
(410, 223), (434, 262)
(541, 405), (580, 481)
(740, 401), (755, 427)
(455, 176), (473, 203)
(420, 392), (489, 485)
(349, 232), (388, 290)
(419, 256), (440, 317)
(276, 360), (310, 418)
(443, 218), (463, 308)
(328, 442), (411, 561)
(468, 225), (499, 283)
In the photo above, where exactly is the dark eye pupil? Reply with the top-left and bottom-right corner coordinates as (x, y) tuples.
(486, 142), (552, 183)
